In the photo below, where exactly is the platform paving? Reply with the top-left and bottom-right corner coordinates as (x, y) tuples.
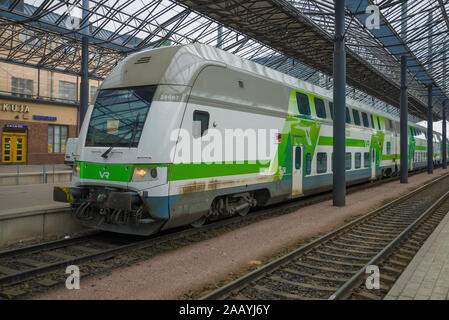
(385, 209), (449, 300)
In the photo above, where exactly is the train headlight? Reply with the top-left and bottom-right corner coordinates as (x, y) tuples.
(73, 163), (80, 177)
(132, 167), (158, 182)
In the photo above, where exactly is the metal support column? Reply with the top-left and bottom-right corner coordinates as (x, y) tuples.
(79, 0), (90, 131)
(443, 101), (447, 169)
(400, 56), (408, 183)
(427, 84), (433, 174)
(333, 0), (346, 207)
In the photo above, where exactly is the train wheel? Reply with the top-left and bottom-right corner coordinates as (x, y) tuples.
(191, 215), (207, 228)
(238, 206), (250, 217)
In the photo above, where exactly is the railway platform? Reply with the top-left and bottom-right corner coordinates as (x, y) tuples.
(0, 183), (81, 247)
(385, 208), (449, 300)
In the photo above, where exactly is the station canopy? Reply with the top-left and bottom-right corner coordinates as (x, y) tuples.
(0, 0), (448, 122)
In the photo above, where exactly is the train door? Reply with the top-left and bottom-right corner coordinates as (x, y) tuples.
(2, 132), (27, 164)
(371, 148), (376, 179)
(292, 146), (303, 197)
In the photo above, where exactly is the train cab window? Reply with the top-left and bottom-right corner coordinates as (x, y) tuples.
(346, 108), (351, 124)
(317, 152), (327, 174)
(352, 110), (361, 126)
(362, 112), (369, 128)
(296, 92), (311, 116)
(345, 152), (352, 170)
(306, 153), (312, 175)
(364, 152), (369, 168)
(314, 98), (326, 119)
(193, 110), (209, 138)
(370, 114), (375, 129)
(295, 147), (301, 169)
(377, 117), (382, 130)
(355, 152), (361, 169)
(387, 142), (391, 154)
(329, 102), (334, 120)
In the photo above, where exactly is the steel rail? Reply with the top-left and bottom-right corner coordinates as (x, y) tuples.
(329, 189), (449, 300)
(201, 171), (449, 300)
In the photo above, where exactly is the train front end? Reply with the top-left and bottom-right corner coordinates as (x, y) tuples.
(53, 46), (188, 235)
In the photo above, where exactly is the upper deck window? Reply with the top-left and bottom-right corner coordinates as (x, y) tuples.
(352, 110), (361, 126)
(296, 92), (311, 116)
(362, 112), (369, 127)
(85, 85), (157, 148)
(193, 110), (210, 138)
(314, 98), (326, 119)
(346, 108), (351, 124)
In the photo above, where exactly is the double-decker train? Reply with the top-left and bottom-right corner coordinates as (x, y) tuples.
(54, 44), (447, 235)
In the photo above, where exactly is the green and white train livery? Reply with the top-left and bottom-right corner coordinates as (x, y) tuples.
(54, 44), (447, 235)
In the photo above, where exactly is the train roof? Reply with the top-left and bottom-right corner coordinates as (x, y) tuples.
(102, 43), (430, 133)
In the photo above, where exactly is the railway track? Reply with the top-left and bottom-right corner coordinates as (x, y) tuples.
(202, 173), (449, 300)
(0, 168), (441, 299)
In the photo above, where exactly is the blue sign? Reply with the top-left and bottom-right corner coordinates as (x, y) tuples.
(6, 124), (28, 129)
(33, 115), (57, 121)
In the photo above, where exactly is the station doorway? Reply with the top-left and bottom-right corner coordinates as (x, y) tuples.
(2, 128), (27, 164)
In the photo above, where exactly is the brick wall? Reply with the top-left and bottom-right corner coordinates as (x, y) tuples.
(0, 119), (77, 164)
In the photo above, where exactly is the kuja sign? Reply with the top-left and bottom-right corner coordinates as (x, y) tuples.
(2, 103), (30, 113)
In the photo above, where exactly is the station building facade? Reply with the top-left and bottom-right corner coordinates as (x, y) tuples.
(0, 62), (101, 165)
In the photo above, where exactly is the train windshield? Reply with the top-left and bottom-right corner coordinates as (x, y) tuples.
(85, 85), (157, 148)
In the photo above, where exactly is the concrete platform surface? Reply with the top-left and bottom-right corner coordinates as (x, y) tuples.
(0, 183), (81, 247)
(385, 209), (449, 300)
(0, 183), (69, 213)
(0, 164), (71, 174)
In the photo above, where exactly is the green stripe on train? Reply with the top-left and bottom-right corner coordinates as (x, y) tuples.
(318, 136), (368, 147)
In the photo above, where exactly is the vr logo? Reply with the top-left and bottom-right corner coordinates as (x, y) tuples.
(99, 171), (110, 179)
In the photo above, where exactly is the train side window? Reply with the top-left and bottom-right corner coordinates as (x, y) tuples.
(352, 110), (361, 126)
(377, 117), (382, 130)
(387, 142), (391, 154)
(314, 98), (326, 119)
(346, 108), (351, 124)
(329, 102), (334, 120)
(362, 112), (369, 128)
(296, 92), (311, 116)
(345, 152), (352, 170)
(295, 147), (301, 169)
(306, 153), (312, 175)
(370, 114), (375, 129)
(317, 152), (327, 174)
(193, 110), (209, 138)
(364, 152), (369, 168)
(355, 152), (361, 169)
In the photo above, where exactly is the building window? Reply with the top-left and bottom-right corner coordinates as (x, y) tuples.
(364, 152), (370, 168)
(355, 152), (361, 169)
(59, 81), (76, 102)
(90, 86), (98, 103)
(11, 77), (33, 98)
(314, 98), (326, 119)
(345, 152), (352, 170)
(317, 152), (327, 174)
(296, 92), (311, 116)
(48, 125), (68, 153)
